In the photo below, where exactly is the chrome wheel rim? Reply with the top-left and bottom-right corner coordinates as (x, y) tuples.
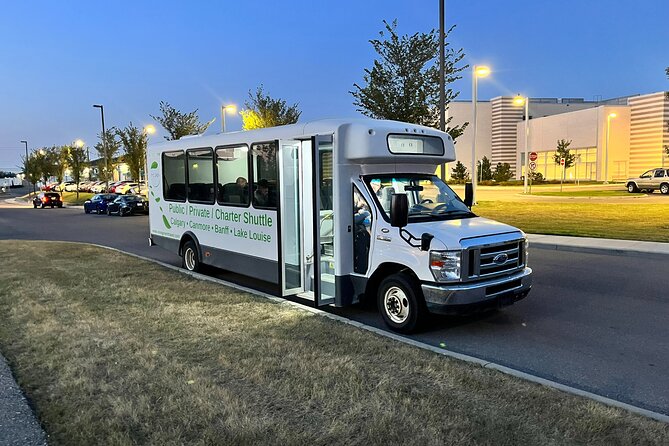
(384, 286), (410, 324)
(628, 184), (634, 192)
(662, 185), (668, 194)
(184, 247), (196, 271)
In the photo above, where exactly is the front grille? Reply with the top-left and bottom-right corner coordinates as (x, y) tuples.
(466, 239), (524, 280)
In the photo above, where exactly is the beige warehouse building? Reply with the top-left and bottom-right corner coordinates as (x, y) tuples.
(447, 91), (669, 181)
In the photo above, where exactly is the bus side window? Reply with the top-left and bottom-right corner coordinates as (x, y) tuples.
(216, 145), (250, 206)
(251, 142), (278, 209)
(163, 150), (186, 202)
(187, 148), (215, 204)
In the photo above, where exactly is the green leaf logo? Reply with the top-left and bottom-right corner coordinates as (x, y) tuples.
(162, 215), (171, 229)
(155, 197), (161, 203)
(150, 161), (158, 169)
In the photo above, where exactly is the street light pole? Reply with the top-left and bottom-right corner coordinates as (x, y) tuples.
(439, 0), (445, 181)
(93, 104), (108, 189)
(470, 65), (490, 205)
(604, 112), (616, 184)
(221, 104), (237, 133)
(20, 140), (29, 193)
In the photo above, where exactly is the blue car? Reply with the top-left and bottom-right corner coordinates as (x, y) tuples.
(84, 194), (118, 214)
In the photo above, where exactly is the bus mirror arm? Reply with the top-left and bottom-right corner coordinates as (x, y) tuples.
(399, 229), (433, 251)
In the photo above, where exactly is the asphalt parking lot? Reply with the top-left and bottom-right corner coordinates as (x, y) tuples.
(0, 203), (668, 416)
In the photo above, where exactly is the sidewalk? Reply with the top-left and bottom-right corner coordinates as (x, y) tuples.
(528, 234), (669, 259)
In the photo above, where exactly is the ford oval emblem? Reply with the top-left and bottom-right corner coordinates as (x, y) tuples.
(493, 253), (508, 265)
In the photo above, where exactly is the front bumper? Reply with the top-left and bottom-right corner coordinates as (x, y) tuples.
(421, 267), (532, 315)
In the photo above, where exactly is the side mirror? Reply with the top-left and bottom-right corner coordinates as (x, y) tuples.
(421, 233), (434, 251)
(464, 182), (473, 209)
(390, 194), (409, 228)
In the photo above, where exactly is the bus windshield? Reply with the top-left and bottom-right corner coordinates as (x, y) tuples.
(365, 175), (475, 223)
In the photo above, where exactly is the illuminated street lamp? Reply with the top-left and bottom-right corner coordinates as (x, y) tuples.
(513, 95), (530, 193)
(221, 104), (237, 133)
(471, 65), (491, 204)
(604, 112), (617, 184)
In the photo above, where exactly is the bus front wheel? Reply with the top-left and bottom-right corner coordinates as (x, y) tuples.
(377, 273), (426, 334)
(182, 240), (200, 273)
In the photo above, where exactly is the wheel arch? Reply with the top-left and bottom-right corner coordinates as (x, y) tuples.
(365, 262), (422, 302)
(179, 231), (202, 262)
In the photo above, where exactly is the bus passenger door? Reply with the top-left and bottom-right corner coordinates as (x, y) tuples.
(313, 134), (336, 306)
(279, 140), (303, 295)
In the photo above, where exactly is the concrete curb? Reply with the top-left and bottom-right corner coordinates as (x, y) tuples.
(528, 234), (669, 259)
(67, 241), (669, 424)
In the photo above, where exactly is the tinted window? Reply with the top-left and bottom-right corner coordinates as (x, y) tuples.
(251, 142), (278, 209)
(187, 148), (215, 203)
(654, 170), (665, 178)
(163, 151), (186, 201)
(216, 145), (250, 206)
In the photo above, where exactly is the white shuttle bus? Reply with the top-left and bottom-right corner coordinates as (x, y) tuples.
(147, 119), (532, 332)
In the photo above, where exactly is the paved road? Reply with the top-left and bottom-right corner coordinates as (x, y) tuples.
(1, 203), (668, 416)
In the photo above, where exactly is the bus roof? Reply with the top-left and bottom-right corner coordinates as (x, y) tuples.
(147, 118), (456, 164)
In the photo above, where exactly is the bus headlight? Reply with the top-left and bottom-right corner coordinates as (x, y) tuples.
(429, 250), (461, 282)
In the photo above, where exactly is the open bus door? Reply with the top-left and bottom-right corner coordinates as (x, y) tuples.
(312, 134), (335, 306)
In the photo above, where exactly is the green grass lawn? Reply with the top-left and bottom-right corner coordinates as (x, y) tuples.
(475, 202), (669, 242)
(60, 191), (94, 205)
(532, 190), (638, 197)
(0, 241), (668, 445)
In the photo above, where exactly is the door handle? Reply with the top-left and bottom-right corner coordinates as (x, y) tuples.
(376, 235), (392, 242)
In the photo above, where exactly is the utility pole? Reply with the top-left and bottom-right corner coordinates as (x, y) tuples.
(438, 0), (446, 181)
(93, 104), (108, 189)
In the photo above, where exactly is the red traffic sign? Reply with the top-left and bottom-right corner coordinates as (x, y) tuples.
(529, 152), (538, 162)
(560, 157), (566, 166)
(529, 161), (537, 171)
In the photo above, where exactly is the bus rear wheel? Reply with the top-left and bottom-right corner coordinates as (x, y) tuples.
(377, 273), (426, 334)
(182, 240), (200, 273)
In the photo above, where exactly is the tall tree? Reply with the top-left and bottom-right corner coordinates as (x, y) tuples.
(450, 161), (469, 181)
(477, 156), (493, 181)
(117, 123), (148, 182)
(553, 139), (576, 169)
(493, 162), (513, 182)
(95, 129), (122, 183)
(53, 145), (68, 183)
(20, 153), (40, 195)
(33, 148), (57, 186)
(351, 20), (468, 140)
(66, 145), (87, 200)
(151, 101), (214, 140)
(240, 85), (301, 130)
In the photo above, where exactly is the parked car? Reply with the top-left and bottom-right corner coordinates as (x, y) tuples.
(57, 181), (77, 192)
(106, 195), (149, 216)
(108, 181), (129, 193)
(32, 192), (63, 208)
(42, 182), (59, 191)
(117, 182), (139, 194)
(626, 168), (669, 194)
(90, 181), (107, 193)
(83, 193), (118, 214)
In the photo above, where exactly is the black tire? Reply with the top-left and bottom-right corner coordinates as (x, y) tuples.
(41, 203), (45, 208)
(85, 208), (90, 214)
(627, 183), (638, 193)
(33, 204), (37, 209)
(50, 204), (54, 208)
(107, 208), (112, 216)
(57, 204), (62, 208)
(377, 273), (427, 334)
(647, 189), (654, 194)
(660, 183), (669, 195)
(182, 240), (200, 272)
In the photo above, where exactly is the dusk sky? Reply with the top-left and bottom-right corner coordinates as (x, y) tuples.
(1, 0), (667, 170)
